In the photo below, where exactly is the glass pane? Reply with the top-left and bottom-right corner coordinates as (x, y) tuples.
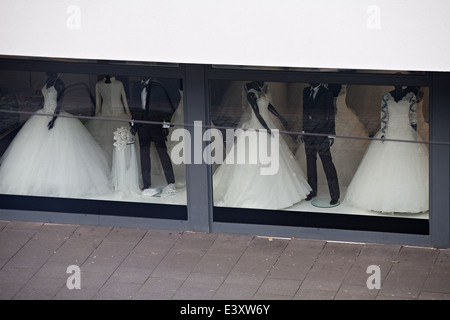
(209, 80), (429, 219)
(0, 70), (186, 205)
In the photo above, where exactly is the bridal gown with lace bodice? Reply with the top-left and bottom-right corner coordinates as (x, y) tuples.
(0, 85), (112, 198)
(344, 92), (429, 213)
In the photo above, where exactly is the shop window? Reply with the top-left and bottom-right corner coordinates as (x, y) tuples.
(0, 68), (186, 208)
(209, 79), (429, 228)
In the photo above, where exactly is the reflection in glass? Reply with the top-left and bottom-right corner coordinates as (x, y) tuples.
(0, 70), (187, 205)
(344, 86), (429, 214)
(210, 80), (429, 218)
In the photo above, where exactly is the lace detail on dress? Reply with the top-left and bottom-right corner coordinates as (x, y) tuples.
(381, 91), (417, 134)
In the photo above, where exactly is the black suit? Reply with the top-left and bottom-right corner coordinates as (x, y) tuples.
(302, 85), (340, 201)
(135, 80), (175, 189)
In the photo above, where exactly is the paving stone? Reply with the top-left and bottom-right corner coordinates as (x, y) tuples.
(0, 229), (37, 266)
(172, 272), (226, 300)
(293, 288), (336, 300)
(103, 227), (147, 244)
(133, 277), (184, 300)
(93, 281), (142, 300)
(109, 266), (153, 285)
(13, 275), (66, 300)
(335, 284), (379, 300)
(212, 282), (260, 300)
(256, 278), (302, 297)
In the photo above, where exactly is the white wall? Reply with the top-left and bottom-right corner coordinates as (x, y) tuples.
(1, 0), (449, 71)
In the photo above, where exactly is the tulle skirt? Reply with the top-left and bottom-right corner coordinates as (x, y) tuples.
(0, 111), (113, 198)
(344, 126), (429, 213)
(213, 127), (311, 210)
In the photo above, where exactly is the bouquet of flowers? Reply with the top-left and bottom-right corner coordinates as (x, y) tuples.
(113, 126), (135, 151)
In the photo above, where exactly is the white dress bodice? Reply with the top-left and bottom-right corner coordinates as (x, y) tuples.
(41, 86), (58, 113)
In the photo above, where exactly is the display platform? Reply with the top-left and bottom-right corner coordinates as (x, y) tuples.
(312, 197), (341, 208)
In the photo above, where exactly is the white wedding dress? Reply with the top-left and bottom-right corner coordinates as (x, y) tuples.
(0, 85), (112, 198)
(344, 92), (429, 213)
(213, 87), (311, 210)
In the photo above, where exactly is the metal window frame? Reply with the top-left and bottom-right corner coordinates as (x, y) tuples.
(0, 57), (448, 248)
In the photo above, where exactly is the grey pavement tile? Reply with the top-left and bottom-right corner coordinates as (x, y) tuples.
(171, 232), (218, 253)
(286, 238), (327, 252)
(193, 242), (248, 275)
(93, 281), (142, 300)
(71, 225), (112, 240)
(119, 244), (169, 270)
(256, 278), (302, 297)
(13, 275), (66, 300)
(35, 261), (74, 279)
(109, 266), (153, 285)
(212, 282), (260, 300)
(80, 241), (137, 273)
(133, 277), (184, 300)
(0, 267), (37, 299)
(246, 237), (289, 256)
(422, 262), (450, 294)
(334, 284), (379, 300)
(378, 267), (429, 299)
(4, 221), (43, 231)
(4, 240), (62, 269)
(293, 288), (336, 300)
(395, 246), (439, 269)
(103, 227), (147, 244)
(172, 272), (226, 300)
(418, 291), (450, 300)
(319, 241), (363, 264)
(266, 248), (321, 281)
(151, 249), (205, 280)
(251, 292), (293, 300)
(356, 243), (402, 263)
(32, 223), (78, 242)
(53, 287), (99, 300)
(212, 233), (254, 246)
(0, 282), (24, 300)
(47, 238), (97, 265)
(0, 229), (37, 266)
(0, 220), (8, 231)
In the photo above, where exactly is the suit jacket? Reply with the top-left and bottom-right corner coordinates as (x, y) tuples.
(302, 85), (336, 138)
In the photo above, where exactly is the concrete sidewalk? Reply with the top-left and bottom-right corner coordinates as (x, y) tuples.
(1, 220), (449, 300)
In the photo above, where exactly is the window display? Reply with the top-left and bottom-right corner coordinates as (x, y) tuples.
(209, 79), (430, 220)
(0, 70), (187, 206)
(344, 86), (429, 213)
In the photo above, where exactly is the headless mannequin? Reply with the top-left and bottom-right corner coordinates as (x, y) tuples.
(134, 77), (175, 189)
(45, 72), (65, 130)
(301, 83), (340, 204)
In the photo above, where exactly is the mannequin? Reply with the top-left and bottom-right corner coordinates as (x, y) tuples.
(0, 72), (112, 198)
(133, 77), (175, 192)
(300, 83), (340, 205)
(212, 81), (311, 210)
(344, 86), (429, 214)
(85, 75), (133, 167)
